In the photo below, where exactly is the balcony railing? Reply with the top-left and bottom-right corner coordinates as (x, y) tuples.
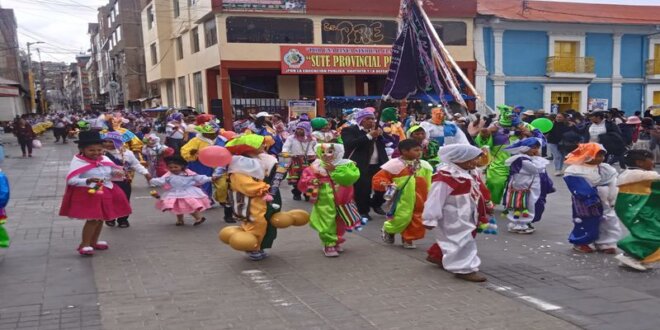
(646, 60), (660, 76)
(546, 56), (595, 75)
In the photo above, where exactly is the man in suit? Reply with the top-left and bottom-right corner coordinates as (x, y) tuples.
(341, 109), (389, 220)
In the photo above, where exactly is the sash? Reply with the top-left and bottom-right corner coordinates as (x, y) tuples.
(65, 155), (121, 182)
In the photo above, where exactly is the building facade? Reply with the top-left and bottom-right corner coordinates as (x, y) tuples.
(475, 0), (660, 115)
(142, 0), (477, 127)
(0, 8), (28, 116)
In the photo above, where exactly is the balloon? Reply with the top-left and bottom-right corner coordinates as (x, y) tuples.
(271, 212), (294, 228)
(364, 107), (376, 113)
(220, 130), (237, 141)
(218, 226), (243, 244)
(198, 146), (232, 167)
(287, 209), (310, 227)
(530, 118), (554, 134)
(229, 232), (259, 251)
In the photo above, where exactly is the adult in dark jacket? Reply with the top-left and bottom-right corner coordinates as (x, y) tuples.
(586, 111), (626, 168)
(546, 113), (575, 175)
(13, 118), (35, 158)
(341, 109), (388, 220)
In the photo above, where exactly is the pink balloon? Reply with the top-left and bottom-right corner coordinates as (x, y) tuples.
(198, 146), (232, 167)
(364, 107), (376, 113)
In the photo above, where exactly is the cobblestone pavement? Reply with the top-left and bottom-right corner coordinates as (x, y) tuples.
(0, 134), (655, 329)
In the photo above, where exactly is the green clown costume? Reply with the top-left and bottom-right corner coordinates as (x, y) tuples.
(615, 169), (660, 267)
(298, 144), (360, 251)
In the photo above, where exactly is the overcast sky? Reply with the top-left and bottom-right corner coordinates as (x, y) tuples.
(2, 0), (660, 63)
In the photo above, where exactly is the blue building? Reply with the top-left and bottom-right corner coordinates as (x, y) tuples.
(475, 0), (660, 115)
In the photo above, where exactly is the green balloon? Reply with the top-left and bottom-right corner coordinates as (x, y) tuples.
(531, 118), (554, 133)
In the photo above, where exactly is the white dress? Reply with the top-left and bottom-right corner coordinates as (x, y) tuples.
(503, 154), (549, 225)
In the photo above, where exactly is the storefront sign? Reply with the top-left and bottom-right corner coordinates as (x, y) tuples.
(222, 0), (306, 13)
(588, 98), (609, 112)
(321, 19), (397, 45)
(288, 100), (317, 118)
(281, 46), (392, 75)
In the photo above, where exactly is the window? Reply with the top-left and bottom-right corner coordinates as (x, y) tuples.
(147, 6), (154, 29)
(227, 17), (313, 44)
(107, 16), (111, 28)
(166, 80), (175, 106)
(176, 36), (184, 60)
(193, 72), (203, 112)
(116, 25), (121, 42)
(321, 19), (397, 45)
(150, 43), (157, 65)
(204, 19), (217, 47)
(178, 76), (187, 106)
(173, 0), (180, 18)
(231, 72), (277, 98)
(431, 21), (467, 46)
(191, 27), (200, 53)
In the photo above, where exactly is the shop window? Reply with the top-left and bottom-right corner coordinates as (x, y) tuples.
(226, 17), (313, 44)
(321, 19), (397, 45)
(204, 19), (217, 47)
(431, 21), (467, 46)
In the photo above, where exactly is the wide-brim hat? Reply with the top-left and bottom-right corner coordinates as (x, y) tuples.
(75, 131), (105, 146)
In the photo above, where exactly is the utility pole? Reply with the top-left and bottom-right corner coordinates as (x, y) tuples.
(36, 48), (47, 113)
(26, 41), (44, 113)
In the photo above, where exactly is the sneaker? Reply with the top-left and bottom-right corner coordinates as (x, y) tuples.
(573, 244), (595, 253)
(117, 219), (130, 228)
(615, 254), (648, 271)
(258, 250), (269, 259)
(402, 241), (416, 249)
(224, 216), (237, 223)
(105, 220), (116, 227)
(335, 244), (344, 253)
(92, 241), (109, 250)
(517, 224), (535, 234)
(597, 247), (617, 255)
(381, 228), (395, 244)
(455, 272), (487, 282)
(78, 246), (94, 256)
(323, 246), (339, 257)
(247, 251), (266, 261)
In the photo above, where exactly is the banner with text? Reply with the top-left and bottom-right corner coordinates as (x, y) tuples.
(280, 46), (392, 75)
(288, 100), (317, 118)
(222, 0), (306, 13)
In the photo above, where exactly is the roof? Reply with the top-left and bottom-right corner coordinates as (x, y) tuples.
(478, 0), (660, 25)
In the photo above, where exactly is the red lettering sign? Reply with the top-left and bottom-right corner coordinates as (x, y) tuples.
(280, 45), (392, 75)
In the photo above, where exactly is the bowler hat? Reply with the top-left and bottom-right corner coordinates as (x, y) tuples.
(75, 131), (105, 146)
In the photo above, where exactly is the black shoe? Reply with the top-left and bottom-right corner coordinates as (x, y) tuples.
(105, 220), (116, 227)
(224, 217), (237, 223)
(117, 219), (130, 228)
(372, 206), (386, 216)
(304, 195), (310, 202)
(293, 194), (302, 201)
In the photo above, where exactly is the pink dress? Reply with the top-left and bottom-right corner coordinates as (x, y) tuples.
(59, 155), (132, 220)
(151, 170), (212, 215)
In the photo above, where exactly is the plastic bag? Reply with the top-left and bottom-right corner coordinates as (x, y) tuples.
(32, 139), (42, 149)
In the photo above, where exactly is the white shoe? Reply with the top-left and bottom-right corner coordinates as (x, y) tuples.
(402, 241), (416, 249)
(615, 254), (648, 271)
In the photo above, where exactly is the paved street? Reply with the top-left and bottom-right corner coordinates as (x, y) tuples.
(0, 134), (658, 330)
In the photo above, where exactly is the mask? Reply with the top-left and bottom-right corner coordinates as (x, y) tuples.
(431, 108), (445, 125)
(320, 144), (336, 163)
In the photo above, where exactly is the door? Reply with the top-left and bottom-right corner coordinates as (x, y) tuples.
(551, 91), (580, 113)
(554, 41), (578, 72)
(654, 44), (660, 74)
(653, 91), (660, 106)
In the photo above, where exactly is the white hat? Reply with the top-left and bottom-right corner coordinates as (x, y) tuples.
(255, 112), (272, 118)
(523, 110), (535, 116)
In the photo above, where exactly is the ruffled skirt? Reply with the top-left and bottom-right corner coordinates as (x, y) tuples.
(59, 185), (132, 220)
(156, 197), (211, 215)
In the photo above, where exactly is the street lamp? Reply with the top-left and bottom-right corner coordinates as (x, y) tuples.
(26, 41), (44, 113)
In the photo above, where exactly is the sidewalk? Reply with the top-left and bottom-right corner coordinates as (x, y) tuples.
(2, 134), (578, 329)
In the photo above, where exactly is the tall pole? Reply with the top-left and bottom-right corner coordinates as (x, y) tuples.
(37, 48), (47, 113)
(25, 41), (44, 113)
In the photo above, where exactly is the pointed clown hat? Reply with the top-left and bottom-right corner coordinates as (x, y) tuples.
(564, 143), (606, 165)
(225, 134), (265, 156)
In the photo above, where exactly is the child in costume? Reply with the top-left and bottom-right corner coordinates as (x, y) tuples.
(59, 131), (132, 256)
(150, 156), (211, 226)
(614, 150), (660, 271)
(298, 143), (360, 257)
(422, 144), (489, 282)
(373, 139), (432, 249)
(391, 125), (441, 168)
(475, 105), (544, 205)
(0, 169), (9, 248)
(225, 134), (273, 261)
(502, 137), (555, 234)
(380, 107), (407, 141)
(180, 121), (226, 202)
(310, 117), (336, 143)
(282, 121), (316, 201)
(102, 132), (151, 228)
(563, 143), (623, 253)
(142, 135), (174, 178)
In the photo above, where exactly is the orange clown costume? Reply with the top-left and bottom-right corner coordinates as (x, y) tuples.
(372, 158), (432, 247)
(225, 135), (272, 257)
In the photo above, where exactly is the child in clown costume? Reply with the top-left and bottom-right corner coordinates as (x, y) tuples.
(563, 143), (623, 254)
(475, 105), (544, 205)
(225, 134), (276, 261)
(298, 143), (360, 257)
(392, 125), (441, 168)
(282, 121), (316, 201)
(310, 117), (336, 143)
(419, 107), (470, 149)
(180, 122), (226, 201)
(502, 137), (555, 234)
(614, 150), (660, 271)
(373, 139), (432, 249)
(422, 144), (490, 282)
(380, 107), (406, 156)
